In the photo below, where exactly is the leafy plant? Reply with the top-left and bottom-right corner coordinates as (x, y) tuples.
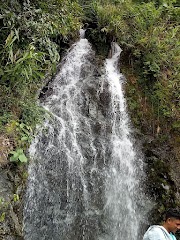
(10, 149), (28, 163)
(16, 122), (33, 145)
(0, 212), (6, 222)
(85, 0), (179, 132)
(0, 0), (83, 162)
(13, 194), (20, 202)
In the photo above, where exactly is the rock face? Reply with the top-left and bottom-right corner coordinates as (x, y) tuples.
(0, 135), (24, 239)
(0, 166), (25, 240)
(141, 136), (180, 240)
(143, 137), (179, 212)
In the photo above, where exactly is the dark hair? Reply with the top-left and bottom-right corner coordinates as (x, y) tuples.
(165, 208), (180, 220)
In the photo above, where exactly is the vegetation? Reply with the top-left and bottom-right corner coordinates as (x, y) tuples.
(0, 0), (179, 154)
(82, 0), (180, 137)
(0, 0), (82, 162)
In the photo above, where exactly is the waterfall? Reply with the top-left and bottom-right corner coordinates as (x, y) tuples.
(23, 35), (147, 240)
(103, 43), (143, 240)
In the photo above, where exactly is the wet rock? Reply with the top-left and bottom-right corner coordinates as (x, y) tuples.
(9, 206), (22, 237)
(0, 170), (13, 202)
(139, 134), (180, 229)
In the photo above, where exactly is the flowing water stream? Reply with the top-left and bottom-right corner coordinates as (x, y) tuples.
(23, 34), (146, 240)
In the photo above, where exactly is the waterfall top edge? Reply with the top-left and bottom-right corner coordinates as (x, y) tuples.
(79, 29), (86, 39)
(111, 42), (122, 58)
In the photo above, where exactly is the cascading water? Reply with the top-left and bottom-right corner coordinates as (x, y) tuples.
(24, 33), (147, 240)
(103, 43), (144, 240)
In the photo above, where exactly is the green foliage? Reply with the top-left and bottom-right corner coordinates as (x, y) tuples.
(0, 212), (6, 222)
(10, 149), (28, 163)
(83, 0), (179, 131)
(13, 194), (20, 202)
(0, 0), (83, 161)
(15, 122), (32, 145)
(6, 120), (33, 148)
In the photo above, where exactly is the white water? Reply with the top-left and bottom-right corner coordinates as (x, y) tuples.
(103, 43), (142, 240)
(24, 36), (147, 240)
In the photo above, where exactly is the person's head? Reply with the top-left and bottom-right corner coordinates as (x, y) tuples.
(163, 208), (180, 233)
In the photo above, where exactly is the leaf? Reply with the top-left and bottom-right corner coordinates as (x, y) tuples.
(10, 151), (16, 155)
(22, 128), (30, 135)
(0, 212), (5, 222)
(5, 30), (17, 48)
(21, 136), (28, 141)
(10, 156), (18, 162)
(13, 194), (19, 202)
(23, 68), (29, 80)
(34, 71), (45, 79)
(15, 28), (19, 41)
(16, 52), (29, 64)
(0, 68), (4, 76)
(9, 48), (14, 63)
(17, 149), (23, 154)
(5, 31), (14, 47)
(12, 151), (19, 159)
(18, 154), (27, 163)
(20, 123), (25, 128)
